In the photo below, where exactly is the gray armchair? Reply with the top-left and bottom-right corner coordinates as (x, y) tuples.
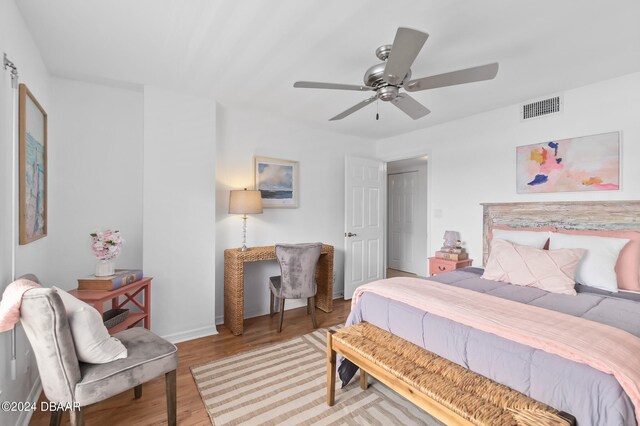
(269, 243), (322, 332)
(20, 281), (178, 426)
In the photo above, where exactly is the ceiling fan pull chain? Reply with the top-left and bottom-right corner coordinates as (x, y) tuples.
(376, 99), (380, 120)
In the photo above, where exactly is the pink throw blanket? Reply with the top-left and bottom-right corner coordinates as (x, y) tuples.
(353, 277), (640, 424)
(0, 279), (42, 332)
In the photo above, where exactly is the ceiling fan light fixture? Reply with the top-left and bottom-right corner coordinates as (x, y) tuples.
(375, 44), (392, 61)
(377, 86), (399, 102)
(292, 27), (499, 121)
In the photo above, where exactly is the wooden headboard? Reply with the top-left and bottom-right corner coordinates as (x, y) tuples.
(482, 201), (640, 265)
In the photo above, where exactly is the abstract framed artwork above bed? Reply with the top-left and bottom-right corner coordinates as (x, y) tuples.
(516, 131), (620, 194)
(482, 200), (640, 266)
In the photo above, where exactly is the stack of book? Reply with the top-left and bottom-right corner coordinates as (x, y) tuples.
(78, 269), (143, 291)
(435, 247), (468, 261)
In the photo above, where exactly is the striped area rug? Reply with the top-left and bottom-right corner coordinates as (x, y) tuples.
(190, 326), (442, 426)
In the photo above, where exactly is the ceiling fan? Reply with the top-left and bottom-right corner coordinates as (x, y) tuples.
(293, 27), (499, 121)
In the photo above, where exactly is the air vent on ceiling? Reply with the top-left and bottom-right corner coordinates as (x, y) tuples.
(521, 95), (562, 120)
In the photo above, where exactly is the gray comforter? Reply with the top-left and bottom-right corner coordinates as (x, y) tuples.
(341, 268), (640, 426)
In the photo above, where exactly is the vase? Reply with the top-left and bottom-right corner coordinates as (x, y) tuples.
(95, 259), (115, 277)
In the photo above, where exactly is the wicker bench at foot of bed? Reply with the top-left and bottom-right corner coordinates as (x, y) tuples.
(327, 322), (575, 426)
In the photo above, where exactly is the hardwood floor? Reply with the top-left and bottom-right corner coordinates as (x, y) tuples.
(29, 299), (352, 426)
(386, 268), (419, 279)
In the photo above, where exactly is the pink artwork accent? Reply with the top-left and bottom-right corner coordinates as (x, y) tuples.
(516, 132), (620, 193)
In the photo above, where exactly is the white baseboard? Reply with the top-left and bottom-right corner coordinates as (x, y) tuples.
(161, 324), (218, 344)
(18, 376), (42, 426)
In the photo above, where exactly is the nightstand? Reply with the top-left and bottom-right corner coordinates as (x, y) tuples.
(429, 257), (473, 276)
(69, 277), (152, 335)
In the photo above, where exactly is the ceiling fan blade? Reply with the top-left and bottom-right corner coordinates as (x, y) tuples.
(390, 94), (431, 119)
(329, 96), (377, 121)
(294, 81), (373, 91)
(404, 62), (499, 92)
(383, 27), (429, 86)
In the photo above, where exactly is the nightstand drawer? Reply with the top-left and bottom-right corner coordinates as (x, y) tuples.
(429, 257), (473, 276)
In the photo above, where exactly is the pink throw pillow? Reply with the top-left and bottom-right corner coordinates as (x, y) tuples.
(482, 239), (586, 295)
(554, 229), (640, 292)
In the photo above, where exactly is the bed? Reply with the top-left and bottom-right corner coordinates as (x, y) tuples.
(340, 201), (640, 426)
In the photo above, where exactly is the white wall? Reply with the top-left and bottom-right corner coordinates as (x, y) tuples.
(47, 77), (144, 289)
(0, 1), (51, 424)
(215, 106), (372, 323)
(376, 72), (640, 265)
(143, 86), (217, 342)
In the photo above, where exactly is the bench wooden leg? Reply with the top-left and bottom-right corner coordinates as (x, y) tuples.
(327, 330), (336, 406)
(360, 370), (369, 390)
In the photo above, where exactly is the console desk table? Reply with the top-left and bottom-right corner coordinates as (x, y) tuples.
(224, 244), (334, 335)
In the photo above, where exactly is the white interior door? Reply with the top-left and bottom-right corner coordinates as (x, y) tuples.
(388, 171), (418, 273)
(344, 156), (384, 299)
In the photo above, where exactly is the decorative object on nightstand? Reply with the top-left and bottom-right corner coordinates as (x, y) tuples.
(77, 269), (143, 291)
(437, 230), (468, 260)
(429, 257), (473, 276)
(90, 229), (124, 276)
(442, 230), (460, 248)
(229, 188), (263, 252)
(432, 231), (471, 275)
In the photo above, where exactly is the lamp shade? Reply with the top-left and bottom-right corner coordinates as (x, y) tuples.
(443, 230), (460, 247)
(229, 189), (263, 214)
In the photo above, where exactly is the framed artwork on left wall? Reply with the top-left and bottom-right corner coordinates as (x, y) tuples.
(19, 83), (47, 245)
(255, 156), (299, 208)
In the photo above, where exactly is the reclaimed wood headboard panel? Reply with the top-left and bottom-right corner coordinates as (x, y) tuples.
(482, 201), (640, 265)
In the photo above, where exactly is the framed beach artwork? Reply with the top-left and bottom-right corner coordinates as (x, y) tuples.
(19, 84), (47, 244)
(516, 131), (620, 194)
(254, 157), (299, 208)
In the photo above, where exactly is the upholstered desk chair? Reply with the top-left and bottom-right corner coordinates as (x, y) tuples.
(269, 243), (323, 332)
(20, 283), (178, 426)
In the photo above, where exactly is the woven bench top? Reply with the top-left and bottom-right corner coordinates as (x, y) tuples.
(334, 322), (574, 426)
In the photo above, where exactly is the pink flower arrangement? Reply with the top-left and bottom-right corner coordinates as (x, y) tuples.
(90, 229), (124, 261)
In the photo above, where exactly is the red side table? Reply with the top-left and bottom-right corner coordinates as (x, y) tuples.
(70, 277), (152, 335)
(429, 258), (473, 276)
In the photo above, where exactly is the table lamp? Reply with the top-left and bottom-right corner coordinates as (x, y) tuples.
(229, 188), (263, 251)
(443, 230), (460, 249)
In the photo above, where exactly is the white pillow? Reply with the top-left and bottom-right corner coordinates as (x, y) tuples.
(548, 233), (629, 292)
(492, 229), (550, 249)
(52, 286), (127, 364)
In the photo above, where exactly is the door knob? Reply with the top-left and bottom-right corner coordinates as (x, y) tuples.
(345, 232), (357, 237)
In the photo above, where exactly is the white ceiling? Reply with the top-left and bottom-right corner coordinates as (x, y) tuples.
(16, 0), (640, 140)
